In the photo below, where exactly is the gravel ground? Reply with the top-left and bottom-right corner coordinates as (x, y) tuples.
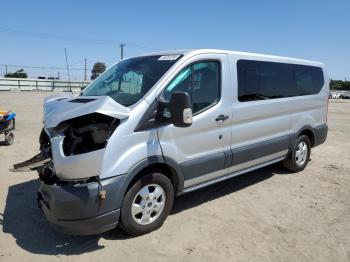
(0, 92), (349, 262)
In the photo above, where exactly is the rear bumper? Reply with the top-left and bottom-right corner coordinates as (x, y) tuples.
(38, 175), (125, 235)
(314, 124), (328, 147)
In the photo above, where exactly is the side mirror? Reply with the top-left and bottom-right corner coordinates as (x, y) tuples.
(170, 91), (192, 127)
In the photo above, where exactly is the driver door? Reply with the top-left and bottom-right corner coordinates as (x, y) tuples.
(156, 53), (233, 188)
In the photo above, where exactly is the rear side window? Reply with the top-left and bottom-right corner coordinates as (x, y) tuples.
(294, 65), (324, 96)
(237, 60), (324, 102)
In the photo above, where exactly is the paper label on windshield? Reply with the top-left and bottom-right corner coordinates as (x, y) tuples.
(158, 55), (180, 61)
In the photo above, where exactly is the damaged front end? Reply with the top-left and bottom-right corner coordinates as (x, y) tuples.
(12, 95), (129, 183)
(13, 113), (119, 185)
(59, 113), (119, 156)
(12, 129), (54, 183)
(11, 95), (130, 235)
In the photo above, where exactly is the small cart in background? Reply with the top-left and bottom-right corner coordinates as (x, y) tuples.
(0, 111), (16, 145)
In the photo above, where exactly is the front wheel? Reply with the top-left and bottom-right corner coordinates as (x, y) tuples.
(283, 135), (311, 172)
(119, 173), (174, 236)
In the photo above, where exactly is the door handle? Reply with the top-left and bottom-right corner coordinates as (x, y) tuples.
(216, 114), (229, 122)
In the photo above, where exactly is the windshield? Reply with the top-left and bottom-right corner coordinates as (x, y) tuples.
(82, 55), (182, 106)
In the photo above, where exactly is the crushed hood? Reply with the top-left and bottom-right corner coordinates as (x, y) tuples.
(43, 94), (130, 128)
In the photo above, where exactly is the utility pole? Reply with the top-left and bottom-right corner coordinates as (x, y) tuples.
(64, 48), (71, 92)
(120, 43), (125, 60)
(5, 64), (7, 75)
(84, 58), (87, 81)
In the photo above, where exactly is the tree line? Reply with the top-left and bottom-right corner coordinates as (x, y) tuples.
(330, 80), (350, 90)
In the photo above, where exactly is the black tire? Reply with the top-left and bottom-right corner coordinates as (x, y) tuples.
(4, 132), (14, 145)
(283, 135), (311, 172)
(119, 173), (174, 236)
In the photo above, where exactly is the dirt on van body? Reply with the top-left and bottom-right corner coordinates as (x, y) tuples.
(0, 92), (349, 262)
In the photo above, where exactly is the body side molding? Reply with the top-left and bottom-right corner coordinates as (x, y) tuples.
(231, 134), (290, 166)
(182, 157), (285, 194)
(180, 134), (290, 184)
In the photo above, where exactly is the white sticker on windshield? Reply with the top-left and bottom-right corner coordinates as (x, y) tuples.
(158, 55), (180, 61)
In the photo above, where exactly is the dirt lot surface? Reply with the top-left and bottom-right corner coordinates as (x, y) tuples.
(0, 92), (349, 262)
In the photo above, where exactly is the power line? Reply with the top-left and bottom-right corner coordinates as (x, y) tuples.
(0, 26), (153, 50)
(0, 64), (92, 71)
(70, 58), (86, 66)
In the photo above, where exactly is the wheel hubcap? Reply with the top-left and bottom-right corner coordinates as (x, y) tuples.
(131, 184), (166, 225)
(295, 141), (308, 166)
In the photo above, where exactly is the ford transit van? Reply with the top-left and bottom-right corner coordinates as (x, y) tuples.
(14, 49), (328, 235)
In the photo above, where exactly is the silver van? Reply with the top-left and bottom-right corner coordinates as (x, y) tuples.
(15, 49), (328, 235)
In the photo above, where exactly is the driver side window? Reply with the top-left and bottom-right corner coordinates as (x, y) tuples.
(162, 61), (220, 114)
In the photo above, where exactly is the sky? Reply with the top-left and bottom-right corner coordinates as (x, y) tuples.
(0, 0), (349, 81)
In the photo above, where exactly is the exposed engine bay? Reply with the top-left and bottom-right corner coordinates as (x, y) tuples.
(58, 113), (119, 156)
(13, 113), (119, 184)
(12, 95), (126, 184)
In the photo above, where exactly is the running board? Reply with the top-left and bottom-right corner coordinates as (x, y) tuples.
(182, 157), (285, 193)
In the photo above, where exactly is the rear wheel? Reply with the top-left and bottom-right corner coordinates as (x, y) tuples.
(119, 173), (174, 236)
(283, 135), (311, 172)
(4, 132), (14, 145)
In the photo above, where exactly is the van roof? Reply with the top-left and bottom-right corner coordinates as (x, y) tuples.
(142, 49), (324, 66)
